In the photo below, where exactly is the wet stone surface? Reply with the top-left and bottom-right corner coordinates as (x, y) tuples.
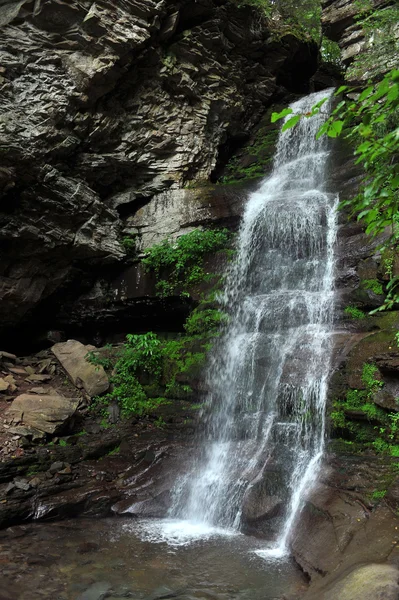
(0, 518), (307, 600)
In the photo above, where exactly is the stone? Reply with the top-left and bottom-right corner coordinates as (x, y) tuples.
(5, 393), (79, 434)
(0, 351), (17, 361)
(26, 374), (51, 382)
(28, 387), (47, 394)
(107, 403), (120, 424)
(76, 582), (111, 600)
(319, 563), (399, 600)
(49, 462), (67, 475)
(13, 479), (30, 491)
(52, 340), (109, 397)
(0, 378), (10, 392)
(8, 367), (28, 375)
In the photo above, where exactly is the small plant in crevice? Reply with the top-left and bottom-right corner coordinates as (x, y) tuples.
(371, 489), (387, 501)
(362, 279), (384, 296)
(344, 306), (366, 319)
(121, 235), (137, 256)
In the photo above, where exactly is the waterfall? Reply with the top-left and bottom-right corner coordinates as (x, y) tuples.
(165, 89), (338, 552)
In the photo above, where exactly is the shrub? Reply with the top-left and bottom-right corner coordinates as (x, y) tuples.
(142, 228), (231, 297)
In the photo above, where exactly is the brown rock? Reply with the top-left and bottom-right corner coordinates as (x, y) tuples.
(8, 367), (28, 375)
(0, 378), (10, 392)
(5, 393), (79, 434)
(52, 340), (109, 397)
(28, 387), (47, 394)
(317, 564), (399, 600)
(26, 374), (52, 382)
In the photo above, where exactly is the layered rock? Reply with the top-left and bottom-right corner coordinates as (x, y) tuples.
(0, 0), (318, 345)
(322, 0), (399, 81)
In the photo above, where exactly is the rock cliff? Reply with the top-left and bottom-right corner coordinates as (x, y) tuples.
(0, 0), (318, 347)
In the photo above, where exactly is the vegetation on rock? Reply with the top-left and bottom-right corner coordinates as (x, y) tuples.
(273, 69), (399, 313)
(142, 228), (231, 297)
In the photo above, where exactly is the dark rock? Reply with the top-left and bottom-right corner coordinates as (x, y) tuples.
(13, 479), (30, 492)
(48, 462), (67, 475)
(0, 0), (318, 346)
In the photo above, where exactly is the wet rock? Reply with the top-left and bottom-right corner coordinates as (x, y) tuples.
(107, 403), (120, 424)
(52, 340), (109, 397)
(5, 393), (79, 434)
(76, 582), (111, 600)
(77, 541), (99, 554)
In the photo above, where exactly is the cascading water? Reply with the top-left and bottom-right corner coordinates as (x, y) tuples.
(143, 89), (338, 553)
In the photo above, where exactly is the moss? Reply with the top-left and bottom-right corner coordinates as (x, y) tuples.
(344, 305), (366, 319)
(362, 279), (384, 295)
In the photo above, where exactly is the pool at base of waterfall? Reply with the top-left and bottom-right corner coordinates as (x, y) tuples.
(1, 518), (307, 600)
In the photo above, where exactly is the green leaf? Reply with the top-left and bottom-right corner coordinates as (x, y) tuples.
(359, 85), (374, 102)
(327, 120), (344, 138)
(282, 115), (300, 132)
(271, 108), (293, 123)
(335, 85), (348, 95)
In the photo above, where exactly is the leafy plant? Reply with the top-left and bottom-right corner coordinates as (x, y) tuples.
(184, 308), (228, 336)
(142, 228), (231, 297)
(273, 69), (399, 314)
(362, 279), (384, 295)
(344, 306), (366, 319)
(371, 489), (387, 501)
(121, 235), (137, 256)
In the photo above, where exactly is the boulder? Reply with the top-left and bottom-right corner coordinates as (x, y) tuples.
(319, 564), (399, 600)
(52, 340), (109, 397)
(5, 393), (79, 435)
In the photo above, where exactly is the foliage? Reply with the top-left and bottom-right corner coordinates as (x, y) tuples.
(142, 228), (231, 297)
(361, 363), (383, 396)
(86, 347), (114, 371)
(320, 37), (342, 67)
(91, 301), (225, 417)
(273, 69), (399, 313)
(121, 236), (137, 256)
(344, 306), (366, 319)
(349, 2), (399, 81)
(362, 279), (384, 295)
(184, 308), (228, 336)
(371, 489), (386, 501)
(219, 124), (279, 184)
(231, 0), (322, 40)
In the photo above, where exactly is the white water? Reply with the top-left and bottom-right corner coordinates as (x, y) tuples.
(141, 90), (338, 554)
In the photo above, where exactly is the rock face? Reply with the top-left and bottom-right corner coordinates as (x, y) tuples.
(0, 0), (318, 345)
(5, 393), (79, 435)
(322, 0), (398, 81)
(52, 340), (109, 397)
